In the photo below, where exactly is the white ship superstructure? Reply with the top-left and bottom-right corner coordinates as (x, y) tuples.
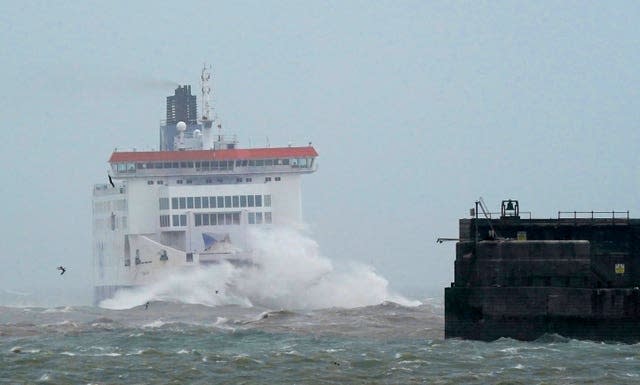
(92, 68), (317, 303)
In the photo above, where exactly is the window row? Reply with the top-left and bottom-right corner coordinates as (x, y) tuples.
(163, 194), (271, 210)
(248, 212), (272, 225)
(150, 177), (262, 185)
(160, 214), (188, 227)
(194, 212), (242, 227)
(114, 157), (313, 173)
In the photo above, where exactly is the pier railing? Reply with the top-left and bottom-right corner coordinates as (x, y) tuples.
(482, 211), (532, 219)
(557, 211), (630, 224)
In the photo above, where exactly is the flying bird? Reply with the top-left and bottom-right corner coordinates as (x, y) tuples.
(57, 266), (66, 275)
(108, 175), (115, 188)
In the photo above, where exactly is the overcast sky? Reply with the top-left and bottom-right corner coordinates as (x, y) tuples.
(1, 1), (639, 304)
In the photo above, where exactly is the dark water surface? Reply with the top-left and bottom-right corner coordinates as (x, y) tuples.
(2, 301), (639, 384)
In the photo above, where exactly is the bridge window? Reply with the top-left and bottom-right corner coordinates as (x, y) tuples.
(171, 198), (178, 209)
(195, 197), (201, 209)
(202, 196), (209, 208)
(264, 195), (271, 207)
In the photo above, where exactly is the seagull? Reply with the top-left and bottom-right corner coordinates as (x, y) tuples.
(57, 266), (66, 275)
(108, 175), (115, 188)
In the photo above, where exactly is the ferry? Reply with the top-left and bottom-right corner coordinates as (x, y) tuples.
(92, 66), (318, 304)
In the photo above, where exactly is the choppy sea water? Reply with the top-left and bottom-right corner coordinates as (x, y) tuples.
(2, 301), (640, 384)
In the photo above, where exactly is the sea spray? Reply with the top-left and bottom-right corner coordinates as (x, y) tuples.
(100, 262), (249, 310)
(101, 227), (419, 310)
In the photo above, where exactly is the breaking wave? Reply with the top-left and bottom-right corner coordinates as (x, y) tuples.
(100, 227), (419, 310)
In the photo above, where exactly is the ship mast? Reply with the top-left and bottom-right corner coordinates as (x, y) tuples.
(200, 64), (214, 149)
(201, 64), (213, 126)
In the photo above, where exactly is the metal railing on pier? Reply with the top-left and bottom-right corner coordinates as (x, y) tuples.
(557, 211), (630, 224)
(480, 211), (532, 220)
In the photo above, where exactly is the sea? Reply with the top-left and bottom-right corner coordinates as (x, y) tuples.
(2, 301), (640, 384)
(3, 229), (640, 384)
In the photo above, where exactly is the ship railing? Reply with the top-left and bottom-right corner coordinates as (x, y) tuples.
(93, 183), (126, 195)
(112, 147), (157, 153)
(557, 211), (630, 224)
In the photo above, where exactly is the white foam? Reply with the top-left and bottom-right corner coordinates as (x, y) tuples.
(42, 306), (73, 313)
(100, 226), (419, 310)
(142, 320), (166, 328)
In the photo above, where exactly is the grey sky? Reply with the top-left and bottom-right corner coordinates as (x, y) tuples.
(1, 1), (639, 304)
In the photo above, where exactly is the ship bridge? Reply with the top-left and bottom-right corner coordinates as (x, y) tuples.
(108, 146), (318, 178)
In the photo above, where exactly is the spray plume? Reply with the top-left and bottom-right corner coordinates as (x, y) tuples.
(100, 227), (419, 310)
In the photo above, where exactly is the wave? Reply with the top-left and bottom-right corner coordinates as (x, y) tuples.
(100, 227), (418, 311)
